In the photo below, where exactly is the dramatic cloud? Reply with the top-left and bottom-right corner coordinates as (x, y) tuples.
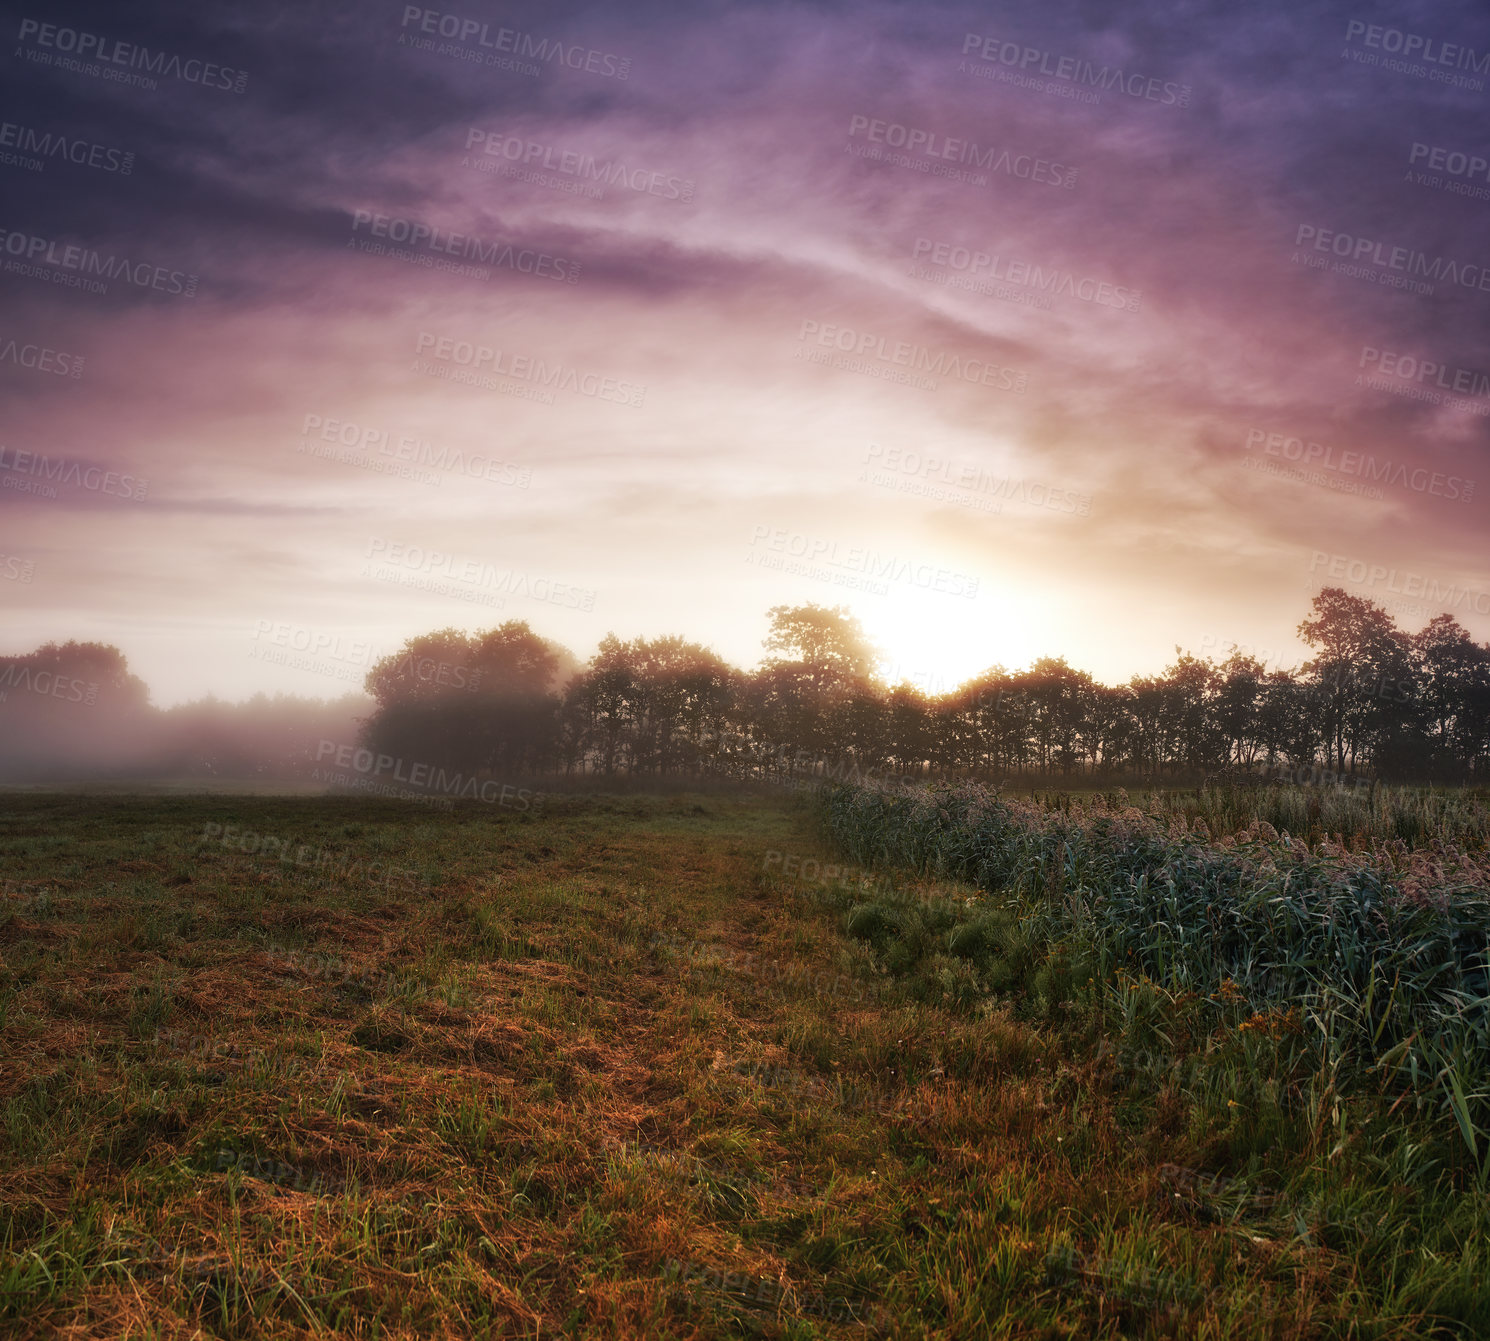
(3, 0), (1487, 701)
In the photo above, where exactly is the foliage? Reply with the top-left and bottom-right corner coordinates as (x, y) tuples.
(6, 589), (1490, 784)
(823, 779), (1490, 1152)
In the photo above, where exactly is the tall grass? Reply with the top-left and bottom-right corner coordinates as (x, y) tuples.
(823, 781), (1490, 1159)
(1105, 782), (1488, 853)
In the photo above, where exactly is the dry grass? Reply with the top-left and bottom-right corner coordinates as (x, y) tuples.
(0, 791), (1481, 1338)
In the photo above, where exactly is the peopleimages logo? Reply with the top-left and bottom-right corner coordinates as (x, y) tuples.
(0, 445), (148, 500)
(0, 228), (197, 297)
(364, 537), (598, 612)
(1309, 551), (1490, 616)
(200, 822), (425, 894)
(313, 741), (544, 810)
(1358, 348), (1490, 398)
(958, 31), (1191, 107)
(15, 18), (249, 92)
(862, 442), (1093, 514)
(748, 526), (980, 599)
(1343, 20), (1490, 76)
(1406, 142), (1490, 201)
(464, 130), (693, 201)
(1409, 143), (1490, 184)
(846, 115), (1076, 188)
(1294, 224), (1490, 296)
(0, 337), (83, 377)
(298, 414), (532, 488)
(348, 211), (581, 283)
(0, 121), (134, 174)
(910, 237), (1139, 311)
(795, 320), (1027, 392)
(0, 663), (98, 705)
(0, 553), (36, 583)
(1243, 428), (1474, 502)
(398, 7), (630, 79)
(252, 618), (486, 694)
(414, 333), (644, 406)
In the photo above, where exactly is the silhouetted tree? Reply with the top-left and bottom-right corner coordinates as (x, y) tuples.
(1298, 588), (1414, 773)
(10, 591), (1487, 786)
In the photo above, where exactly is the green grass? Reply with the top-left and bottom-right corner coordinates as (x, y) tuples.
(0, 789), (1486, 1338)
(824, 780), (1490, 1149)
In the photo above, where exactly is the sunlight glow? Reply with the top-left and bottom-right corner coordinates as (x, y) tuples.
(861, 587), (1055, 694)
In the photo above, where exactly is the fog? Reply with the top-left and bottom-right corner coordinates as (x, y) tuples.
(0, 640), (371, 783)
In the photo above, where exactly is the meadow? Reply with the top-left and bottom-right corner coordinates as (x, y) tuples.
(1, 786), (1488, 1338)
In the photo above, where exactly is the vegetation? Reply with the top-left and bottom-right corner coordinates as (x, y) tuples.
(348, 591), (1490, 785)
(3, 790), (1490, 1336)
(1103, 780), (1490, 853)
(823, 779), (1490, 1163)
(6, 588), (1490, 787)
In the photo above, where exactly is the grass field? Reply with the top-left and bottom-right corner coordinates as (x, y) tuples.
(2, 790), (1487, 1338)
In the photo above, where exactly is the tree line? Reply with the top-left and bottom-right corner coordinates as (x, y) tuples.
(1, 588), (1485, 784)
(360, 589), (1490, 785)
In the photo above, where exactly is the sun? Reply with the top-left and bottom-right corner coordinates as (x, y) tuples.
(859, 588), (1051, 694)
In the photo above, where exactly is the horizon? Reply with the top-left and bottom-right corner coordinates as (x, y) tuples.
(0, 589), (1390, 711)
(3, 1), (1487, 706)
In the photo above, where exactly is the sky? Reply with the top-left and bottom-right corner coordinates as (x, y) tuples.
(2, 0), (1487, 706)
